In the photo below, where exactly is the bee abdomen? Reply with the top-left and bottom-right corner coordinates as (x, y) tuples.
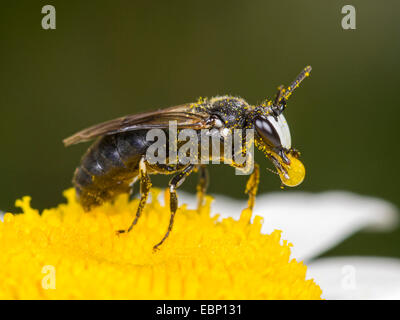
(73, 134), (141, 211)
(72, 131), (154, 211)
(82, 135), (126, 175)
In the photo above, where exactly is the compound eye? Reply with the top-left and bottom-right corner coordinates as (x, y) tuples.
(211, 115), (224, 128)
(254, 116), (281, 148)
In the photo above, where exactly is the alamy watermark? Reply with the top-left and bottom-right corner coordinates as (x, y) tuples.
(341, 264), (356, 291)
(145, 121), (255, 175)
(42, 265), (56, 290)
(341, 5), (356, 30)
(41, 5), (56, 30)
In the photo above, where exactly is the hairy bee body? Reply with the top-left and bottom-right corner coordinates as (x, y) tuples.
(73, 97), (251, 210)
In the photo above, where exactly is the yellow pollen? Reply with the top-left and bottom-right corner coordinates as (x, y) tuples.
(0, 188), (322, 299)
(279, 154), (306, 187)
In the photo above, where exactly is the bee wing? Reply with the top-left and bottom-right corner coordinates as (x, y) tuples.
(63, 104), (209, 146)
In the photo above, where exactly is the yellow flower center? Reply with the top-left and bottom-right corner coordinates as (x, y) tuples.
(0, 188), (322, 299)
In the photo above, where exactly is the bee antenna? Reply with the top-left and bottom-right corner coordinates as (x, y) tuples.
(270, 66), (312, 117)
(282, 65), (312, 101)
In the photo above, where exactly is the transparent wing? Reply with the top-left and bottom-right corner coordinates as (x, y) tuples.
(63, 104), (209, 146)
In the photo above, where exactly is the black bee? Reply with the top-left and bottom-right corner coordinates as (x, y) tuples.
(63, 66), (311, 250)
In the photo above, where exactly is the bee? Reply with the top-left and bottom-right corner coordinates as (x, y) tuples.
(63, 66), (311, 250)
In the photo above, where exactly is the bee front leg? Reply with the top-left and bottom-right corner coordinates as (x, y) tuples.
(153, 164), (195, 251)
(230, 155), (260, 212)
(196, 165), (209, 211)
(244, 163), (260, 212)
(116, 158), (151, 234)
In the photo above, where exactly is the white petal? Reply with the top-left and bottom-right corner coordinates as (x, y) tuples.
(307, 257), (400, 300)
(254, 191), (398, 261)
(173, 191), (398, 261)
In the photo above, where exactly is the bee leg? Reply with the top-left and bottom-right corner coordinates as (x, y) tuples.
(116, 159), (151, 234)
(244, 163), (260, 211)
(196, 165), (209, 211)
(128, 177), (139, 202)
(153, 164), (195, 251)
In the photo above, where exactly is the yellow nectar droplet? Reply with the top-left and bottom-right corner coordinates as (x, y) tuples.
(279, 154), (305, 187)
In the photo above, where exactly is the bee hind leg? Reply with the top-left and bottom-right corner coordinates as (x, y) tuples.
(116, 158), (151, 234)
(153, 164), (195, 251)
(196, 165), (209, 211)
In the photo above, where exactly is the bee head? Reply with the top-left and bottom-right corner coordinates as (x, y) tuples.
(253, 66), (312, 187)
(254, 111), (291, 161)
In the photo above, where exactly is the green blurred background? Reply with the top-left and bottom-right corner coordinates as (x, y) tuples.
(1, 1), (399, 258)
